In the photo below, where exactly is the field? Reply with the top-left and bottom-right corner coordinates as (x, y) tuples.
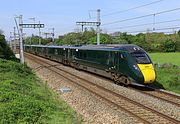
(149, 52), (180, 66)
(148, 53), (180, 94)
(0, 59), (82, 124)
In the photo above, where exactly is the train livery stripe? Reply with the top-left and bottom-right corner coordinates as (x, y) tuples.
(137, 64), (156, 84)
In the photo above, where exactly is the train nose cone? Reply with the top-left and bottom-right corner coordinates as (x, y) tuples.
(137, 64), (156, 84)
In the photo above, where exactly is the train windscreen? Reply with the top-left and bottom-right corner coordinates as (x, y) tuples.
(131, 52), (151, 64)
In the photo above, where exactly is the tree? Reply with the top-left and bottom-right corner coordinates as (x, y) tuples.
(63, 32), (83, 45)
(88, 33), (112, 44)
(0, 29), (3, 35)
(160, 39), (176, 52)
(82, 30), (96, 44)
(25, 36), (52, 45)
(0, 34), (15, 59)
(177, 30), (180, 36)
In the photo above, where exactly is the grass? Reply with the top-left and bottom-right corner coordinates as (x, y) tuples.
(154, 67), (180, 94)
(149, 52), (180, 66)
(148, 52), (180, 94)
(0, 59), (82, 124)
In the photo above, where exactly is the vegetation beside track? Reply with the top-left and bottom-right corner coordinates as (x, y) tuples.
(0, 59), (82, 124)
(0, 34), (16, 60)
(149, 52), (180, 66)
(147, 52), (180, 94)
(154, 66), (180, 94)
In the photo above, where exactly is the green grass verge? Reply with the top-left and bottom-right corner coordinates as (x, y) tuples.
(148, 53), (180, 94)
(154, 67), (180, 94)
(149, 52), (180, 66)
(0, 59), (82, 124)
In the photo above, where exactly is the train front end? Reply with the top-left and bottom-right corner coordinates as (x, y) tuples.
(127, 46), (156, 85)
(137, 63), (156, 84)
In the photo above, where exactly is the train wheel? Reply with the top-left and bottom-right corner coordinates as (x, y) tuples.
(111, 73), (118, 83)
(74, 63), (80, 70)
(119, 76), (130, 86)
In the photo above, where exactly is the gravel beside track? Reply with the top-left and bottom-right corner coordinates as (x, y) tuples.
(25, 53), (180, 124)
(25, 54), (139, 124)
(137, 89), (180, 107)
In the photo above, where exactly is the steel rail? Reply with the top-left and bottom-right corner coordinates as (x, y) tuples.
(25, 53), (180, 124)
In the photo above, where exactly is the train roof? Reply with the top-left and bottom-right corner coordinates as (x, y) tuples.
(25, 44), (146, 53)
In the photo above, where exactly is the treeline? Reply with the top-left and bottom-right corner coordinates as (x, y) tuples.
(111, 32), (180, 52)
(25, 29), (180, 52)
(25, 35), (53, 45)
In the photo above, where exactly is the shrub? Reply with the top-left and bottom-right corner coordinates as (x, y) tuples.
(0, 34), (15, 60)
(160, 39), (176, 52)
(0, 59), (81, 123)
(168, 76), (180, 88)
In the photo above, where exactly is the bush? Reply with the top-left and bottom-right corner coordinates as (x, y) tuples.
(168, 76), (179, 88)
(0, 59), (81, 123)
(0, 34), (15, 60)
(160, 39), (176, 52)
(175, 40), (180, 52)
(155, 66), (180, 94)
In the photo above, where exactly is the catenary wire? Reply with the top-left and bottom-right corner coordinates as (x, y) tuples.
(102, 7), (180, 26)
(102, 0), (166, 17)
(122, 26), (180, 34)
(106, 18), (180, 30)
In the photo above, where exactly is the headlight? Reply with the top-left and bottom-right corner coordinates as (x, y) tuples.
(133, 65), (140, 71)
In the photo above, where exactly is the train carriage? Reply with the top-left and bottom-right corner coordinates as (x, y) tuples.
(25, 44), (156, 86)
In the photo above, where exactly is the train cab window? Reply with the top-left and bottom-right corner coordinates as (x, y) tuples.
(120, 53), (126, 59)
(131, 52), (151, 64)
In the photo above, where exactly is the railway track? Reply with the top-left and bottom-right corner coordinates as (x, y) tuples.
(131, 87), (180, 107)
(78, 69), (180, 107)
(66, 64), (180, 107)
(25, 53), (180, 124)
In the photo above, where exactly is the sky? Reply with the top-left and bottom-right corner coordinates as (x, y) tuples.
(1, 0), (180, 39)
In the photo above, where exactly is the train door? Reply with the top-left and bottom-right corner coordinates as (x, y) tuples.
(67, 48), (71, 61)
(114, 51), (120, 73)
(107, 51), (117, 73)
(119, 52), (128, 74)
(62, 48), (68, 64)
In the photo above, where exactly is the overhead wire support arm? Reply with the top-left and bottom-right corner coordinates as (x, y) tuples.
(76, 22), (101, 26)
(19, 24), (45, 28)
(76, 21), (101, 32)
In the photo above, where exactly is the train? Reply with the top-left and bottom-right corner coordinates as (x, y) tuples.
(25, 44), (156, 86)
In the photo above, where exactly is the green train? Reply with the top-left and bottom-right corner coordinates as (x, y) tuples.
(25, 44), (156, 86)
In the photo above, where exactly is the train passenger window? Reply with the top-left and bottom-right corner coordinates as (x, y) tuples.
(79, 52), (82, 58)
(59, 49), (62, 55)
(55, 49), (58, 55)
(84, 53), (87, 59)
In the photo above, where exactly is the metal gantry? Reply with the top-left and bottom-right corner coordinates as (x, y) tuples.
(14, 15), (45, 64)
(49, 28), (55, 45)
(76, 9), (101, 45)
(19, 24), (45, 28)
